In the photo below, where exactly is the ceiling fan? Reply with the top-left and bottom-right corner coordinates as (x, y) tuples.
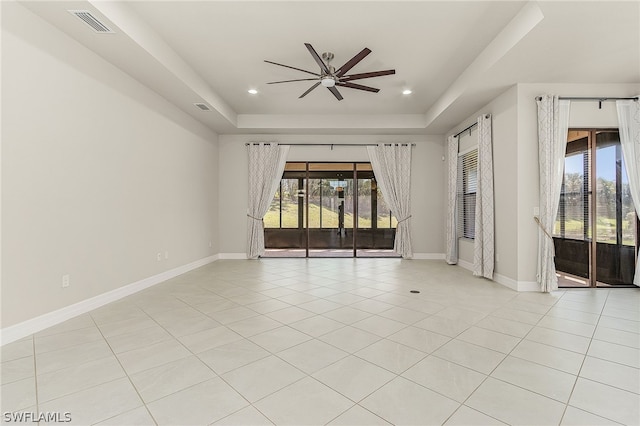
(265, 43), (395, 101)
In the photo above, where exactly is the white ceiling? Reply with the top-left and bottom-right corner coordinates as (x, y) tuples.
(20, 1), (640, 135)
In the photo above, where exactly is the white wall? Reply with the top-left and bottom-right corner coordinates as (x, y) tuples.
(446, 86), (519, 282)
(5, 4), (637, 335)
(446, 83), (640, 289)
(218, 134), (445, 256)
(515, 83), (640, 283)
(1, 3), (219, 328)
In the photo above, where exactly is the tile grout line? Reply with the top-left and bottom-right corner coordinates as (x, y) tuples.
(447, 293), (568, 424)
(31, 335), (40, 424)
(9, 260), (638, 426)
(558, 288), (611, 425)
(88, 314), (159, 426)
(119, 295), (268, 425)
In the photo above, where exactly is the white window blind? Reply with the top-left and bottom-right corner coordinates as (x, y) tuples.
(457, 147), (478, 239)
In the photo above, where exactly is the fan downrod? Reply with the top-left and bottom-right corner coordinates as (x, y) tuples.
(321, 52), (335, 75)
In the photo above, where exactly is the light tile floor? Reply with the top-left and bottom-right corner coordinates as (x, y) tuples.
(2, 259), (639, 425)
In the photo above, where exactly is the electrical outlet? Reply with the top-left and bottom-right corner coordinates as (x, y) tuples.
(62, 274), (70, 288)
(165, 251), (169, 259)
(157, 253), (162, 261)
(496, 254), (500, 262)
(209, 241), (212, 248)
(533, 206), (540, 216)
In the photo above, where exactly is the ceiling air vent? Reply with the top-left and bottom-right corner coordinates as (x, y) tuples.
(194, 103), (211, 111)
(68, 10), (114, 33)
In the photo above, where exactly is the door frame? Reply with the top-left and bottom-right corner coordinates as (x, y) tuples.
(557, 129), (639, 287)
(264, 161), (397, 258)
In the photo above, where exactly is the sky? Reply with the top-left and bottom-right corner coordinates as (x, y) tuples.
(565, 146), (629, 184)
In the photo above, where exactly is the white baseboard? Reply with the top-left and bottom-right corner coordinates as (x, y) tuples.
(516, 280), (540, 292)
(457, 259), (474, 271)
(492, 273), (539, 292)
(449, 260), (541, 292)
(412, 253), (445, 260)
(1, 255), (218, 346)
(219, 253), (248, 260)
(493, 273), (518, 291)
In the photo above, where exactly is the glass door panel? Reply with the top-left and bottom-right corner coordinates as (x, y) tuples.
(595, 132), (637, 285)
(355, 174), (397, 256)
(595, 139), (617, 244)
(554, 133), (590, 287)
(377, 186), (399, 230)
(264, 176), (306, 254)
(307, 173), (354, 257)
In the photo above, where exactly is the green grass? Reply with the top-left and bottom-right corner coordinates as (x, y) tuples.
(264, 201), (397, 229)
(555, 217), (636, 246)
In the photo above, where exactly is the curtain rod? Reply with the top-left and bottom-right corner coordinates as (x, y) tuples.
(244, 143), (416, 147)
(453, 122), (477, 139)
(451, 114), (490, 139)
(535, 96), (638, 101)
(535, 96), (639, 109)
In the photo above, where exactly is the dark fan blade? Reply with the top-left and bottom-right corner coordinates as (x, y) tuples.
(335, 48), (371, 77)
(328, 86), (344, 100)
(299, 82), (321, 98)
(340, 69), (395, 82)
(336, 82), (379, 93)
(304, 43), (330, 74)
(264, 60), (319, 77)
(267, 78), (319, 84)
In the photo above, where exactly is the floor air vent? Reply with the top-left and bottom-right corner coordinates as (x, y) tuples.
(68, 10), (114, 33)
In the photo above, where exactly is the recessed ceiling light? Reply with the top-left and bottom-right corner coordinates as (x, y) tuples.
(248, 89), (258, 95)
(402, 89), (412, 95)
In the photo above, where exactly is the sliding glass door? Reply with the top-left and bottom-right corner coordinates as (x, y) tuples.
(355, 169), (398, 256)
(554, 130), (638, 287)
(307, 166), (355, 257)
(263, 162), (397, 257)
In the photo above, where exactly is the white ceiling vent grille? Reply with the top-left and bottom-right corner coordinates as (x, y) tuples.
(68, 10), (114, 33)
(194, 103), (211, 111)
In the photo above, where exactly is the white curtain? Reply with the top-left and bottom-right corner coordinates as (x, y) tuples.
(616, 98), (640, 286)
(367, 144), (413, 258)
(246, 143), (290, 259)
(536, 95), (571, 292)
(473, 114), (494, 279)
(445, 135), (459, 264)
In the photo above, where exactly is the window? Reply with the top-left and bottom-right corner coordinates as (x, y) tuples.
(264, 163), (398, 230)
(457, 148), (478, 239)
(307, 177), (353, 229)
(595, 133), (636, 246)
(374, 183), (398, 229)
(264, 177), (305, 229)
(264, 162), (399, 256)
(554, 130), (636, 247)
(554, 137), (590, 241)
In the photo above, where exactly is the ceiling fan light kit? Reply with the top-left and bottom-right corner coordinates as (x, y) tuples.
(321, 77), (335, 87)
(265, 43), (395, 100)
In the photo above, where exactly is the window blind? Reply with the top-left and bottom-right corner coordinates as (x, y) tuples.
(457, 148), (478, 239)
